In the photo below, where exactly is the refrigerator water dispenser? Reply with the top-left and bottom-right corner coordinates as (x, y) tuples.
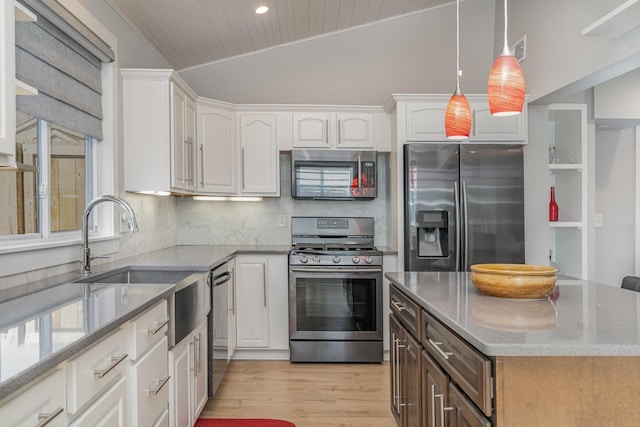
(417, 210), (448, 257)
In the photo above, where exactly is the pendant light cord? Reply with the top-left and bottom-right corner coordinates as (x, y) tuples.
(502, 0), (511, 55)
(456, 0), (461, 90)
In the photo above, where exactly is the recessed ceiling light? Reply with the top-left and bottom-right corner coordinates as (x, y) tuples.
(255, 6), (269, 14)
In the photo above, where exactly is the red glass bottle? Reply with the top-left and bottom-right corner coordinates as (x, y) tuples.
(549, 187), (559, 222)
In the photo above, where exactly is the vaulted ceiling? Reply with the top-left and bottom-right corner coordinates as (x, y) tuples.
(106, 0), (456, 71)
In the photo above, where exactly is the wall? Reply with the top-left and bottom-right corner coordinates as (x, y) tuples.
(176, 153), (390, 247)
(502, 0), (640, 104)
(594, 128), (636, 286)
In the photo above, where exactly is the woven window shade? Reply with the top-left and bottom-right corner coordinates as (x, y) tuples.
(15, 0), (114, 140)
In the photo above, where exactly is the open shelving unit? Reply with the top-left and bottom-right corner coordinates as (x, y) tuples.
(548, 104), (588, 279)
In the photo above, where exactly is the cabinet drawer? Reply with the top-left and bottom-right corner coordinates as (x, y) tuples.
(130, 300), (169, 360)
(390, 286), (420, 339)
(67, 327), (129, 414)
(68, 376), (128, 427)
(422, 310), (492, 417)
(131, 336), (169, 427)
(449, 383), (491, 427)
(0, 368), (67, 427)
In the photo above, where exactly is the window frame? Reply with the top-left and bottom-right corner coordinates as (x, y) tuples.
(0, 1), (120, 280)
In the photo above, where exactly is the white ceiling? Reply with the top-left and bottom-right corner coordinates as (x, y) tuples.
(105, 0), (456, 71)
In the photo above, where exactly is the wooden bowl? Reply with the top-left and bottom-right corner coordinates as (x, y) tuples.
(470, 263), (557, 299)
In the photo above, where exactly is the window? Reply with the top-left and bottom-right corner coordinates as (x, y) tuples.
(0, 0), (113, 244)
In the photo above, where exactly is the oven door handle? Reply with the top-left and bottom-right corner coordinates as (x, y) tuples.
(289, 267), (383, 274)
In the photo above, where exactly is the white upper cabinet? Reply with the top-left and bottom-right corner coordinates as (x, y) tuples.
(397, 94), (527, 144)
(196, 99), (237, 194)
(240, 113), (279, 195)
(121, 69), (197, 194)
(291, 110), (386, 150)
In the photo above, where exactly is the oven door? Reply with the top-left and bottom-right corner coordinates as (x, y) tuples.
(288, 266), (383, 341)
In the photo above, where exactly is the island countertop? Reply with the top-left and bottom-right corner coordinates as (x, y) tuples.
(385, 271), (640, 357)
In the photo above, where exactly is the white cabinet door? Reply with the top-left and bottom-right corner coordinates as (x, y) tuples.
(235, 255), (269, 348)
(192, 320), (208, 420)
(68, 377), (128, 427)
(0, 368), (67, 427)
(197, 100), (237, 194)
(265, 255), (289, 350)
(169, 337), (191, 427)
(0, 1), (17, 166)
(171, 83), (197, 192)
(130, 336), (169, 427)
(469, 96), (527, 142)
(240, 114), (279, 195)
(336, 113), (374, 149)
(405, 99), (448, 141)
(292, 113), (330, 148)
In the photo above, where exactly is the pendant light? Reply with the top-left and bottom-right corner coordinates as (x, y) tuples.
(444, 0), (471, 140)
(487, 0), (525, 116)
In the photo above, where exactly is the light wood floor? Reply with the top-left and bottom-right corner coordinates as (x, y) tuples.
(200, 360), (396, 427)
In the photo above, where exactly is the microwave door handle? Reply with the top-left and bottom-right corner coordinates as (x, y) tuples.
(357, 155), (362, 194)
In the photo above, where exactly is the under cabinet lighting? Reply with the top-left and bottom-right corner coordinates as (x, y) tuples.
(193, 196), (263, 202)
(255, 6), (269, 14)
(135, 190), (171, 196)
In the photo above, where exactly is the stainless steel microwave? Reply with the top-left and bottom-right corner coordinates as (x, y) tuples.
(291, 150), (377, 200)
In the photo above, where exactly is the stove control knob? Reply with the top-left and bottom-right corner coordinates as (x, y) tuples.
(365, 257), (373, 264)
(352, 257), (361, 264)
(333, 256), (341, 264)
(313, 255), (321, 263)
(300, 255), (308, 264)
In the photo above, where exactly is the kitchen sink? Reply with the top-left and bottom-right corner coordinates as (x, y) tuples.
(76, 266), (202, 287)
(75, 266), (209, 347)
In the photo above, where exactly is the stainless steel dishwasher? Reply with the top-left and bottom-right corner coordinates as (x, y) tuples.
(207, 260), (231, 397)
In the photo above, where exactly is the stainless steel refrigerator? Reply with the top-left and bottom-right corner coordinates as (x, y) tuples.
(404, 143), (525, 271)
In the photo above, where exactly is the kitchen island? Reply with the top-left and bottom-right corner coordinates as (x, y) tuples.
(386, 271), (640, 427)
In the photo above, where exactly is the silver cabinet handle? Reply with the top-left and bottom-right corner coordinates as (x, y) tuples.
(199, 144), (204, 187)
(147, 319), (169, 335)
(147, 376), (170, 395)
(391, 300), (405, 312)
(196, 335), (201, 373)
(36, 407), (64, 427)
(431, 384), (437, 427)
(436, 393), (454, 427)
(241, 147), (246, 190)
(93, 353), (128, 378)
(263, 263), (267, 307)
(428, 339), (453, 360)
(325, 119), (329, 145)
(337, 119), (341, 145)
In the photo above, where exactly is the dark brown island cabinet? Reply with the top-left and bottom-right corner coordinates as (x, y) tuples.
(389, 284), (640, 427)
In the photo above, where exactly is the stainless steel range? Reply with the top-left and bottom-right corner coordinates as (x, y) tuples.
(288, 217), (383, 363)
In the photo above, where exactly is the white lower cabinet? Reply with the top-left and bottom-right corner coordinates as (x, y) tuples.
(0, 368), (67, 427)
(233, 254), (289, 355)
(68, 377), (129, 427)
(131, 336), (170, 427)
(169, 318), (208, 427)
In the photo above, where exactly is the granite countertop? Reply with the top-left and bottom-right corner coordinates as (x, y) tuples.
(0, 244), (290, 400)
(386, 271), (640, 357)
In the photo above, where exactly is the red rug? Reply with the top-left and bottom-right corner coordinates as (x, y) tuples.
(195, 419), (295, 427)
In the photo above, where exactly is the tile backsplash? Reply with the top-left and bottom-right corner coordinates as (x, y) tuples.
(177, 153), (390, 246)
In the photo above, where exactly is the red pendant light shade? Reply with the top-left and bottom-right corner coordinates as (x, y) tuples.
(488, 0), (526, 116)
(487, 53), (525, 116)
(445, 91), (471, 139)
(444, 0), (471, 140)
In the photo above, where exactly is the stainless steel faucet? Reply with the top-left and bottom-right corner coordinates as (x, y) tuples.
(81, 195), (139, 274)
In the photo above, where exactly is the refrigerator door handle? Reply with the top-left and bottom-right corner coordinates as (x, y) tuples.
(462, 181), (469, 270)
(454, 181), (461, 271)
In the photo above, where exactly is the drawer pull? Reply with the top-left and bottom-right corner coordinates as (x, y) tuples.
(93, 353), (128, 378)
(436, 393), (454, 427)
(36, 407), (64, 427)
(428, 338), (454, 360)
(147, 375), (170, 395)
(391, 300), (405, 312)
(147, 319), (170, 335)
